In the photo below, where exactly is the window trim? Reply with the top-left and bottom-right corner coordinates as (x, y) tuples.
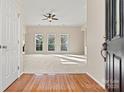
(35, 33), (43, 52)
(60, 34), (69, 52)
(47, 34), (56, 52)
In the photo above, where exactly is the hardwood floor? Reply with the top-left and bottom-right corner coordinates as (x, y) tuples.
(5, 74), (105, 92)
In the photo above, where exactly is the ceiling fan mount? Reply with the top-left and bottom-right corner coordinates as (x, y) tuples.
(42, 13), (59, 22)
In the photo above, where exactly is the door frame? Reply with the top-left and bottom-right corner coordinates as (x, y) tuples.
(17, 14), (21, 77)
(0, 0), (2, 91)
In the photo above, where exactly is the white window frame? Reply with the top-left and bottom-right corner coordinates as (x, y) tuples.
(60, 34), (69, 52)
(47, 34), (56, 52)
(35, 34), (43, 52)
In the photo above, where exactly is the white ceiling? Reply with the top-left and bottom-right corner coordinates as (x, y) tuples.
(22, 0), (87, 26)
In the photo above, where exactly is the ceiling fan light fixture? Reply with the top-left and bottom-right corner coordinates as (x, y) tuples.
(48, 18), (52, 22)
(42, 12), (59, 22)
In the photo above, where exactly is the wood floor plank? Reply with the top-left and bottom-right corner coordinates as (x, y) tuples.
(5, 73), (105, 92)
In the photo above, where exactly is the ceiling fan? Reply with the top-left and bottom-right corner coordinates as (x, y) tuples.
(42, 13), (59, 22)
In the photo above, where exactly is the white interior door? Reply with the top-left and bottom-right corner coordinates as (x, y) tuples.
(1, 0), (18, 91)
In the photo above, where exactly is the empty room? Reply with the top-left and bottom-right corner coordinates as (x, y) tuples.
(0, 0), (124, 92)
(23, 0), (87, 74)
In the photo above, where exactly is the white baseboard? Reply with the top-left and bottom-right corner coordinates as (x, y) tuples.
(86, 72), (105, 89)
(19, 72), (24, 77)
(22, 72), (38, 74)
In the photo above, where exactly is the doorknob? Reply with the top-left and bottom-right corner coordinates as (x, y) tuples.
(101, 42), (107, 62)
(2, 45), (7, 49)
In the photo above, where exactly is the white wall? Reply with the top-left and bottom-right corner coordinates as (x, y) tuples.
(25, 26), (84, 55)
(87, 0), (105, 87)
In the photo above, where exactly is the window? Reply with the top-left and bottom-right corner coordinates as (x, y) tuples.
(115, 0), (120, 37)
(48, 34), (55, 51)
(61, 34), (69, 51)
(35, 34), (43, 51)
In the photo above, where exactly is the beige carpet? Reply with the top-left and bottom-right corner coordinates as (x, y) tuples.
(23, 54), (87, 74)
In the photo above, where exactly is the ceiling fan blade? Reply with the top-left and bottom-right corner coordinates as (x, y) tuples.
(43, 15), (48, 17)
(52, 14), (56, 17)
(42, 19), (47, 20)
(52, 18), (58, 20)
